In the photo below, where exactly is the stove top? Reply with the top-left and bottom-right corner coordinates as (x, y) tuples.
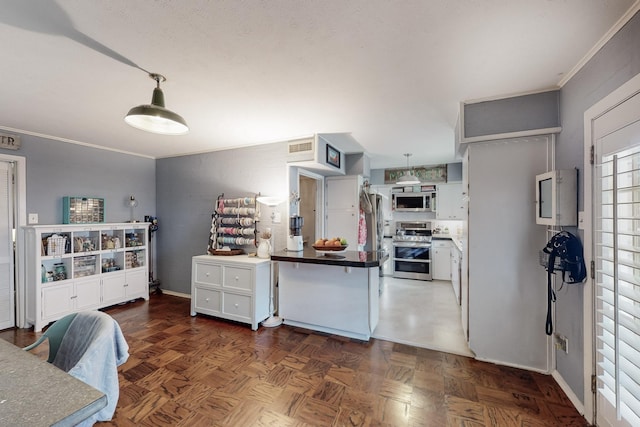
(394, 220), (432, 243)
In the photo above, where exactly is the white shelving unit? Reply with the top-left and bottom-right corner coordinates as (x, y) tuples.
(24, 223), (149, 332)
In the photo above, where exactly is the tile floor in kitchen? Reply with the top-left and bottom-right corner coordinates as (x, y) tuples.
(373, 276), (474, 357)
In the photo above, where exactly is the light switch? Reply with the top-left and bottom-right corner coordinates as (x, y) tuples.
(578, 211), (584, 230)
(28, 213), (38, 224)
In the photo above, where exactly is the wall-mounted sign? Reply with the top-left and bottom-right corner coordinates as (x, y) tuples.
(0, 133), (21, 150)
(384, 164), (447, 184)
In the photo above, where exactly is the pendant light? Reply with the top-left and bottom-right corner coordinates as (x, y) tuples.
(396, 153), (420, 185)
(125, 73), (189, 135)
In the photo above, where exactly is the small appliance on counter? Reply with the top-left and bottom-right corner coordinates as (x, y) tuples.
(287, 215), (304, 251)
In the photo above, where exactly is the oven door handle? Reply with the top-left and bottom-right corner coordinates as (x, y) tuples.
(392, 242), (432, 248)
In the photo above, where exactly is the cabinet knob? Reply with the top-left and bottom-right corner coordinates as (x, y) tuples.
(234, 303), (239, 308)
(205, 272), (210, 277)
(205, 298), (210, 302)
(235, 276), (239, 281)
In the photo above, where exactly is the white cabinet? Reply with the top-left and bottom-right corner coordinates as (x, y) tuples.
(432, 239), (451, 281)
(450, 244), (461, 305)
(326, 175), (362, 249)
(190, 255), (270, 330)
(24, 223), (149, 332)
(436, 183), (465, 220)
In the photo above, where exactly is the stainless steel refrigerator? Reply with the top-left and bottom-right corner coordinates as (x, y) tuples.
(363, 193), (383, 252)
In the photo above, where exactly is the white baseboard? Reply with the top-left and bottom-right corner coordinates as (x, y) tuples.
(473, 355), (550, 375)
(551, 369), (585, 416)
(159, 289), (191, 299)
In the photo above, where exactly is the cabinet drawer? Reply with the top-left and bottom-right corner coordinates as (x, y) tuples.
(194, 286), (222, 315)
(223, 266), (252, 292)
(222, 292), (252, 320)
(195, 263), (222, 286)
(432, 240), (451, 248)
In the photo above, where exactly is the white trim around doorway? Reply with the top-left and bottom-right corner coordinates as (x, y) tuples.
(0, 153), (26, 328)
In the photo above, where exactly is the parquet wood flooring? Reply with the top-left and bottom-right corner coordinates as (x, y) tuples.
(1, 294), (589, 426)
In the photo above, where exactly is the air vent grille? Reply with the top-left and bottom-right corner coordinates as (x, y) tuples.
(288, 140), (313, 154)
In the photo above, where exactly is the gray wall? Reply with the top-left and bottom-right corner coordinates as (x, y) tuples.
(1, 134), (155, 224)
(555, 10), (640, 403)
(463, 90), (560, 138)
(156, 142), (290, 295)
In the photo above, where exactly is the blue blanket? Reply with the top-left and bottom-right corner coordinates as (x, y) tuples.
(53, 311), (129, 426)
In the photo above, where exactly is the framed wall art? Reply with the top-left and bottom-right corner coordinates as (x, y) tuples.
(326, 144), (340, 168)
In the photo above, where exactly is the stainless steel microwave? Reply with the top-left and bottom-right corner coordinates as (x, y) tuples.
(392, 192), (434, 212)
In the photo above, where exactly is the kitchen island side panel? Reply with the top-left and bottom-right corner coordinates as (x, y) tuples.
(279, 262), (379, 340)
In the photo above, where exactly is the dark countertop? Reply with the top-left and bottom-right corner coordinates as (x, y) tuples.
(271, 248), (386, 268)
(0, 338), (107, 427)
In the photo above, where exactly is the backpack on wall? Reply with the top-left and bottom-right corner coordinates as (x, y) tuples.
(542, 231), (587, 335)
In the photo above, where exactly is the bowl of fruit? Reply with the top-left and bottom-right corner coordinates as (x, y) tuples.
(312, 237), (348, 253)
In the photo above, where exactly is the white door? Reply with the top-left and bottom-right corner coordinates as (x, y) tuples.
(0, 161), (15, 330)
(592, 90), (640, 427)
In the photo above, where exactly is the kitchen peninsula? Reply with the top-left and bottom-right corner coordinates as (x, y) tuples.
(271, 248), (385, 341)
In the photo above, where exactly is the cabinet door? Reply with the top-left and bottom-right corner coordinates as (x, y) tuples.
(326, 210), (359, 248)
(102, 273), (126, 305)
(436, 183), (464, 220)
(326, 176), (359, 210)
(74, 277), (101, 311)
(432, 242), (451, 281)
(42, 284), (74, 320)
(125, 269), (147, 297)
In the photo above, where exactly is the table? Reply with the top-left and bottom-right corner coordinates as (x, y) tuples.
(0, 338), (107, 426)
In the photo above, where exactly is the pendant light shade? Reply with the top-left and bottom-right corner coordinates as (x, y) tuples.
(396, 153), (420, 185)
(125, 73), (189, 135)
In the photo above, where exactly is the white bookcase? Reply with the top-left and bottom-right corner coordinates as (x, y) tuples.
(191, 255), (270, 330)
(24, 223), (149, 332)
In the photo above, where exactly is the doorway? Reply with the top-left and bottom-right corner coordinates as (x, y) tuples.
(0, 153), (25, 330)
(297, 170), (323, 246)
(584, 72), (640, 426)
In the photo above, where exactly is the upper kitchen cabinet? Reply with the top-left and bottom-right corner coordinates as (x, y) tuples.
(436, 183), (465, 220)
(325, 175), (363, 249)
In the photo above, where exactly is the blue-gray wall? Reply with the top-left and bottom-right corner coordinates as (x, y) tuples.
(156, 142), (290, 295)
(463, 90), (560, 138)
(556, 10), (640, 403)
(1, 134), (155, 224)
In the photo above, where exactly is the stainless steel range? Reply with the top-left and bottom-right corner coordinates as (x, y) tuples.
(392, 221), (432, 281)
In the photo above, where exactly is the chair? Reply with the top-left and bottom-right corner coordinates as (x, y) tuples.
(23, 312), (78, 363)
(23, 311), (130, 425)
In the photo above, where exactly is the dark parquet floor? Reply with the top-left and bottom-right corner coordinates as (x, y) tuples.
(1, 294), (589, 426)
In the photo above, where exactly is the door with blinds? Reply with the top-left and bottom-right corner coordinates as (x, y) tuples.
(0, 160), (15, 330)
(593, 90), (640, 427)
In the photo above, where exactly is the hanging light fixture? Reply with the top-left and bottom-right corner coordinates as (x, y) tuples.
(125, 73), (189, 135)
(396, 153), (420, 185)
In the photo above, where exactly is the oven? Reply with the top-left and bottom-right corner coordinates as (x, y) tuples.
(392, 221), (432, 281)
(393, 241), (431, 280)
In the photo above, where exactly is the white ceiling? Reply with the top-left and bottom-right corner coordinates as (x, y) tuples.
(0, 0), (636, 169)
